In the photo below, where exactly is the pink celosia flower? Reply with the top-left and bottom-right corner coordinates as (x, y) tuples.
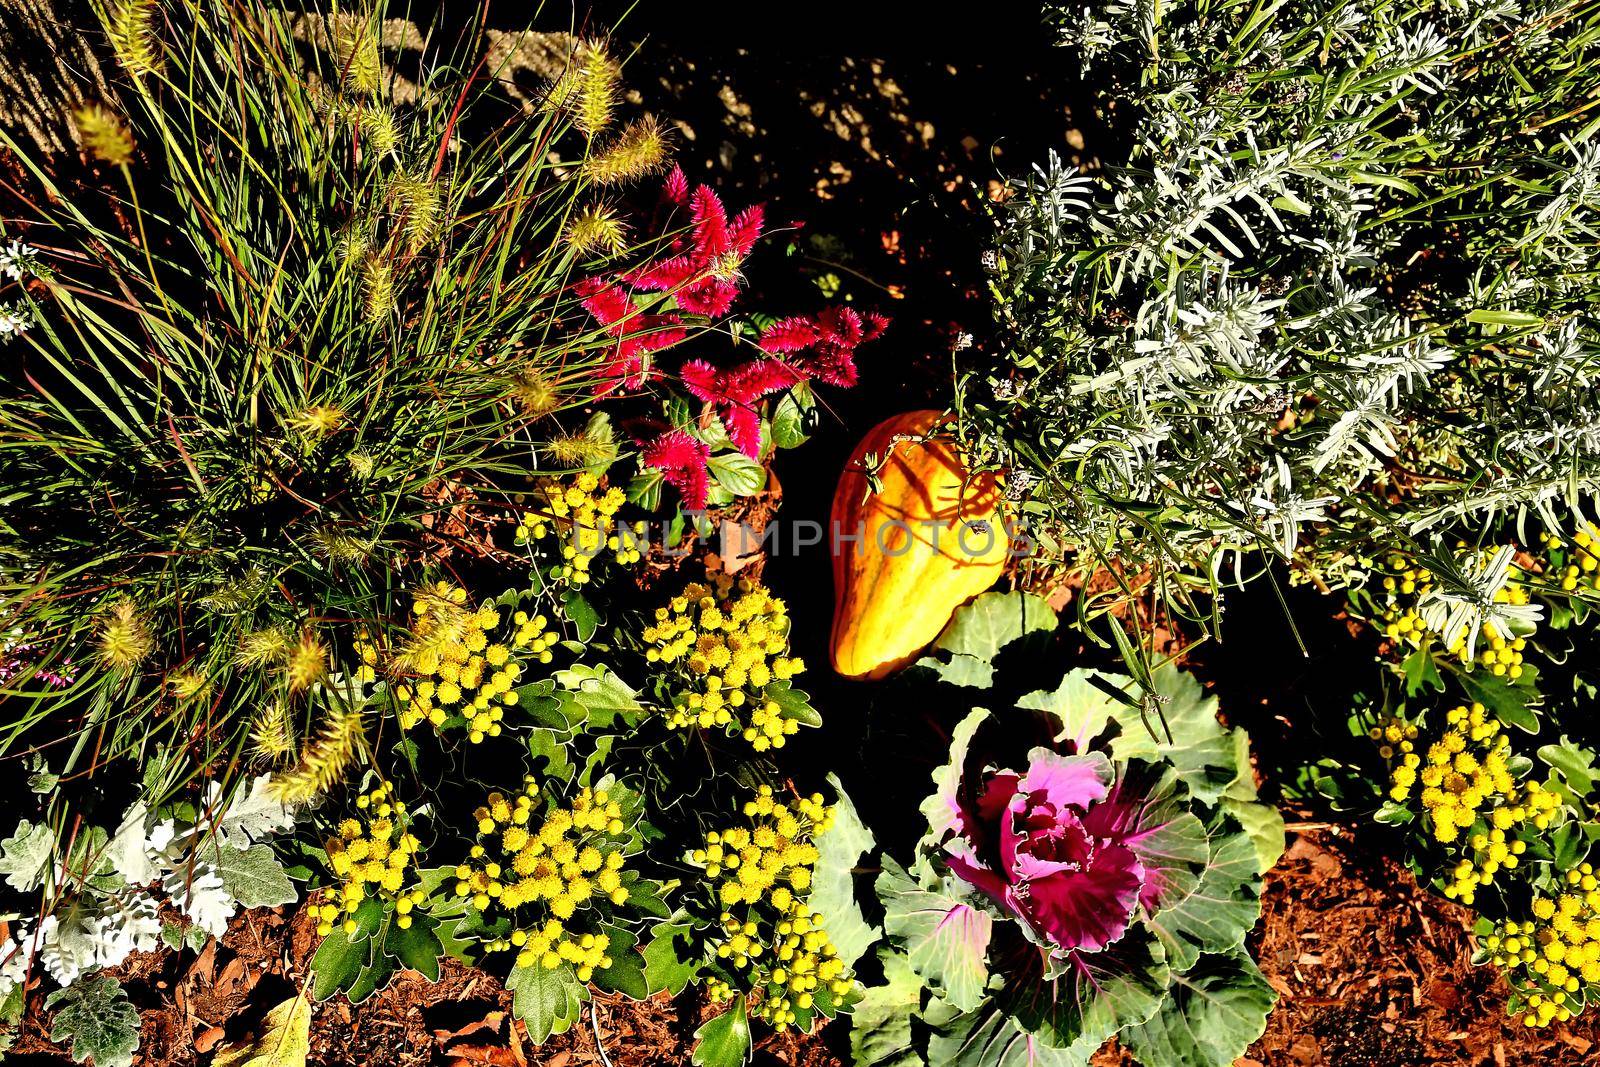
(638, 428), (712, 509)
(680, 358), (805, 457)
(758, 306), (888, 387)
(627, 167), (764, 317)
(578, 280), (688, 395)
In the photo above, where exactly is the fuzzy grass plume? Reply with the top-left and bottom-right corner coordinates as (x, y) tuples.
(583, 116), (668, 185)
(101, 0), (163, 79)
(391, 174), (444, 252)
(268, 700), (365, 803)
(566, 205), (627, 256)
(548, 40), (620, 138)
(509, 368), (563, 418)
(249, 701), (297, 763)
(71, 102), (136, 165)
(544, 428), (617, 467)
(361, 254), (395, 321)
(332, 13), (382, 96)
(95, 599), (153, 671)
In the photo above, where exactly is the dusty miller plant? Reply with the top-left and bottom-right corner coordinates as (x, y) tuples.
(968, 0), (1600, 642)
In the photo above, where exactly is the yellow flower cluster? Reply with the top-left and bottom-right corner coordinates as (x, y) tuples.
(1377, 550), (1533, 675)
(688, 787), (853, 1032)
(319, 780), (426, 934)
(644, 574), (806, 750)
(516, 472), (644, 585)
(1387, 704), (1559, 904)
(1484, 865), (1600, 1027)
(1544, 527), (1600, 594)
(392, 581), (557, 742)
(453, 783), (633, 981)
(1370, 714), (1419, 775)
(351, 629), (381, 686)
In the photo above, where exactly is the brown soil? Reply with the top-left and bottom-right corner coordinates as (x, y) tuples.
(1245, 826), (1600, 1066)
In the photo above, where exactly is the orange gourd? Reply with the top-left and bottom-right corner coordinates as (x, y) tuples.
(829, 410), (1010, 680)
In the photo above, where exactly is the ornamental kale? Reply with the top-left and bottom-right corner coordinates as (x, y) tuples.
(937, 749), (1151, 956)
(856, 593), (1283, 1067)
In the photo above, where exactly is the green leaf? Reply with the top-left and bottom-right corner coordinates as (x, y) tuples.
(0, 819), (55, 892)
(1552, 823), (1590, 871)
(624, 875), (672, 919)
(850, 949), (926, 1067)
(641, 921), (698, 996)
(1111, 764), (1209, 921)
(1146, 824), (1265, 972)
(691, 995), (752, 1067)
(1017, 669), (1127, 750)
(591, 926), (649, 1000)
(1540, 736), (1599, 803)
(708, 452), (767, 497)
(579, 735), (617, 789)
(1219, 728), (1286, 873)
(0, 982), (22, 1054)
(526, 728), (576, 784)
(627, 469), (664, 510)
(920, 708), (989, 844)
(506, 960), (587, 1043)
(1466, 308), (1544, 327)
(45, 976), (141, 1067)
(770, 387), (813, 450)
(344, 896), (388, 944)
(927, 997), (1082, 1067)
(1400, 646), (1443, 695)
(214, 843), (298, 908)
(344, 950), (397, 1005)
(161, 921), (209, 953)
(916, 591), (1057, 689)
(310, 925), (370, 1001)
(1120, 950), (1276, 1067)
(552, 664), (647, 731)
(1109, 665), (1242, 806)
(1220, 795), (1287, 875)
(1455, 668), (1538, 733)
(1000, 932), (1170, 1052)
(878, 859), (991, 1013)
(383, 914), (443, 982)
(809, 775), (878, 970)
(561, 589), (600, 643)
(763, 679), (823, 728)
(213, 992), (312, 1067)
(515, 679), (570, 731)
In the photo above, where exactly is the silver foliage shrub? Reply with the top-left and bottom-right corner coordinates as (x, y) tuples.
(972, 0), (1600, 608)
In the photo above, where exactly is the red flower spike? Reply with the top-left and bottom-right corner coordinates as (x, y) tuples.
(627, 177), (765, 316)
(579, 280), (636, 327)
(662, 165), (690, 207)
(681, 357), (804, 457)
(758, 317), (821, 354)
(754, 307), (889, 389)
(640, 429), (711, 510)
(578, 280), (687, 396)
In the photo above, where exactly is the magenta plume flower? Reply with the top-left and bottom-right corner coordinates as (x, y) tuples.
(638, 428), (712, 509)
(939, 749), (1151, 956)
(680, 357), (805, 457)
(577, 279), (688, 396)
(627, 166), (764, 317)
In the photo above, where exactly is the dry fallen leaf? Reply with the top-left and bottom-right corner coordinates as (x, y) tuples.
(212, 992), (312, 1067)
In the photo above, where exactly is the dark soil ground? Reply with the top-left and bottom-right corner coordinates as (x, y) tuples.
(12, 13), (1600, 1067)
